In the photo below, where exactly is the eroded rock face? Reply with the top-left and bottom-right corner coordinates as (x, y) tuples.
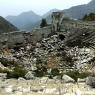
(62, 74), (75, 83)
(0, 31), (29, 49)
(64, 28), (95, 48)
(86, 76), (95, 88)
(0, 26), (52, 49)
(52, 12), (64, 32)
(0, 31), (95, 77)
(0, 62), (5, 69)
(67, 47), (95, 71)
(0, 73), (7, 80)
(25, 71), (35, 80)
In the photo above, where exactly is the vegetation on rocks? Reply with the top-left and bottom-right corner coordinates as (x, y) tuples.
(0, 59), (18, 67)
(66, 70), (90, 82)
(40, 18), (47, 28)
(50, 68), (60, 77)
(82, 13), (95, 21)
(0, 68), (9, 73)
(34, 66), (47, 77)
(7, 66), (27, 78)
(0, 58), (27, 78)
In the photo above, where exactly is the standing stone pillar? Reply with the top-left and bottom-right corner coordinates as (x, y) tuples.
(51, 12), (63, 32)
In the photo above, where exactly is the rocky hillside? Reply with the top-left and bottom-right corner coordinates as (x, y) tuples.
(64, 28), (95, 48)
(0, 29), (94, 78)
(0, 23), (95, 95)
(1, 11), (95, 94)
(0, 16), (18, 33)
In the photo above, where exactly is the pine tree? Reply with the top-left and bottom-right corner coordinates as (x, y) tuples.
(40, 18), (47, 28)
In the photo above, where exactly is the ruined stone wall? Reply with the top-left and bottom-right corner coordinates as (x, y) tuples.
(31, 26), (52, 44)
(52, 12), (64, 32)
(0, 26), (52, 49)
(60, 21), (95, 31)
(1, 11), (95, 49)
(0, 31), (31, 49)
(51, 11), (95, 32)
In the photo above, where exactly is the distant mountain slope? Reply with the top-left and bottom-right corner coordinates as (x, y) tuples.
(43, 0), (95, 22)
(0, 16), (18, 33)
(20, 21), (41, 31)
(6, 11), (42, 30)
(64, 0), (95, 19)
(20, 9), (60, 31)
(43, 0), (95, 23)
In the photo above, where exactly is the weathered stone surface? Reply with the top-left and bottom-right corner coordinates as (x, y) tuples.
(0, 62), (5, 69)
(0, 79), (95, 95)
(0, 26), (52, 49)
(62, 75), (75, 83)
(78, 78), (86, 83)
(52, 12), (64, 32)
(25, 71), (34, 80)
(61, 20), (95, 32)
(18, 77), (25, 81)
(40, 77), (49, 84)
(0, 73), (7, 79)
(64, 28), (95, 48)
(86, 76), (95, 88)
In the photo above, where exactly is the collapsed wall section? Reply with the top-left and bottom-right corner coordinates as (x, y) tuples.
(0, 26), (52, 49)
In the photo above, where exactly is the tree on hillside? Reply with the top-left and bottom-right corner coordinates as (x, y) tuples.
(82, 13), (95, 21)
(40, 18), (47, 28)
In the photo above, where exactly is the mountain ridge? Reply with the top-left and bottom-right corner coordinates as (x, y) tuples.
(6, 11), (42, 30)
(0, 16), (18, 33)
(64, 0), (95, 19)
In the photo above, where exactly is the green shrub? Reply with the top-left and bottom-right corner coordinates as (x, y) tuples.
(40, 18), (47, 28)
(82, 13), (95, 21)
(79, 72), (90, 79)
(66, 70), (89, 82)
(50, 68), (60, 77)
(34, 66), (47, 77)
(7, 66), (27, 78)
(66, 70), (79, 82)
(0, 68), (9, 73)
(0, 59), (18, 67)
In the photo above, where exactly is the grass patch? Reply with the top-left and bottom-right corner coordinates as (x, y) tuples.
(66, 70), (90, 82)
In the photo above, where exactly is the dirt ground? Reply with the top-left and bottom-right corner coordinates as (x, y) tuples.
(0, 79), (95, 95)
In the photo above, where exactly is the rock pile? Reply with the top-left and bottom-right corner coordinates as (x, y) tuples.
(0, 31), (95, 78)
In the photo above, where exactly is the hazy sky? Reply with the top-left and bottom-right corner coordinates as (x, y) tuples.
(0, 0), (91, 17)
